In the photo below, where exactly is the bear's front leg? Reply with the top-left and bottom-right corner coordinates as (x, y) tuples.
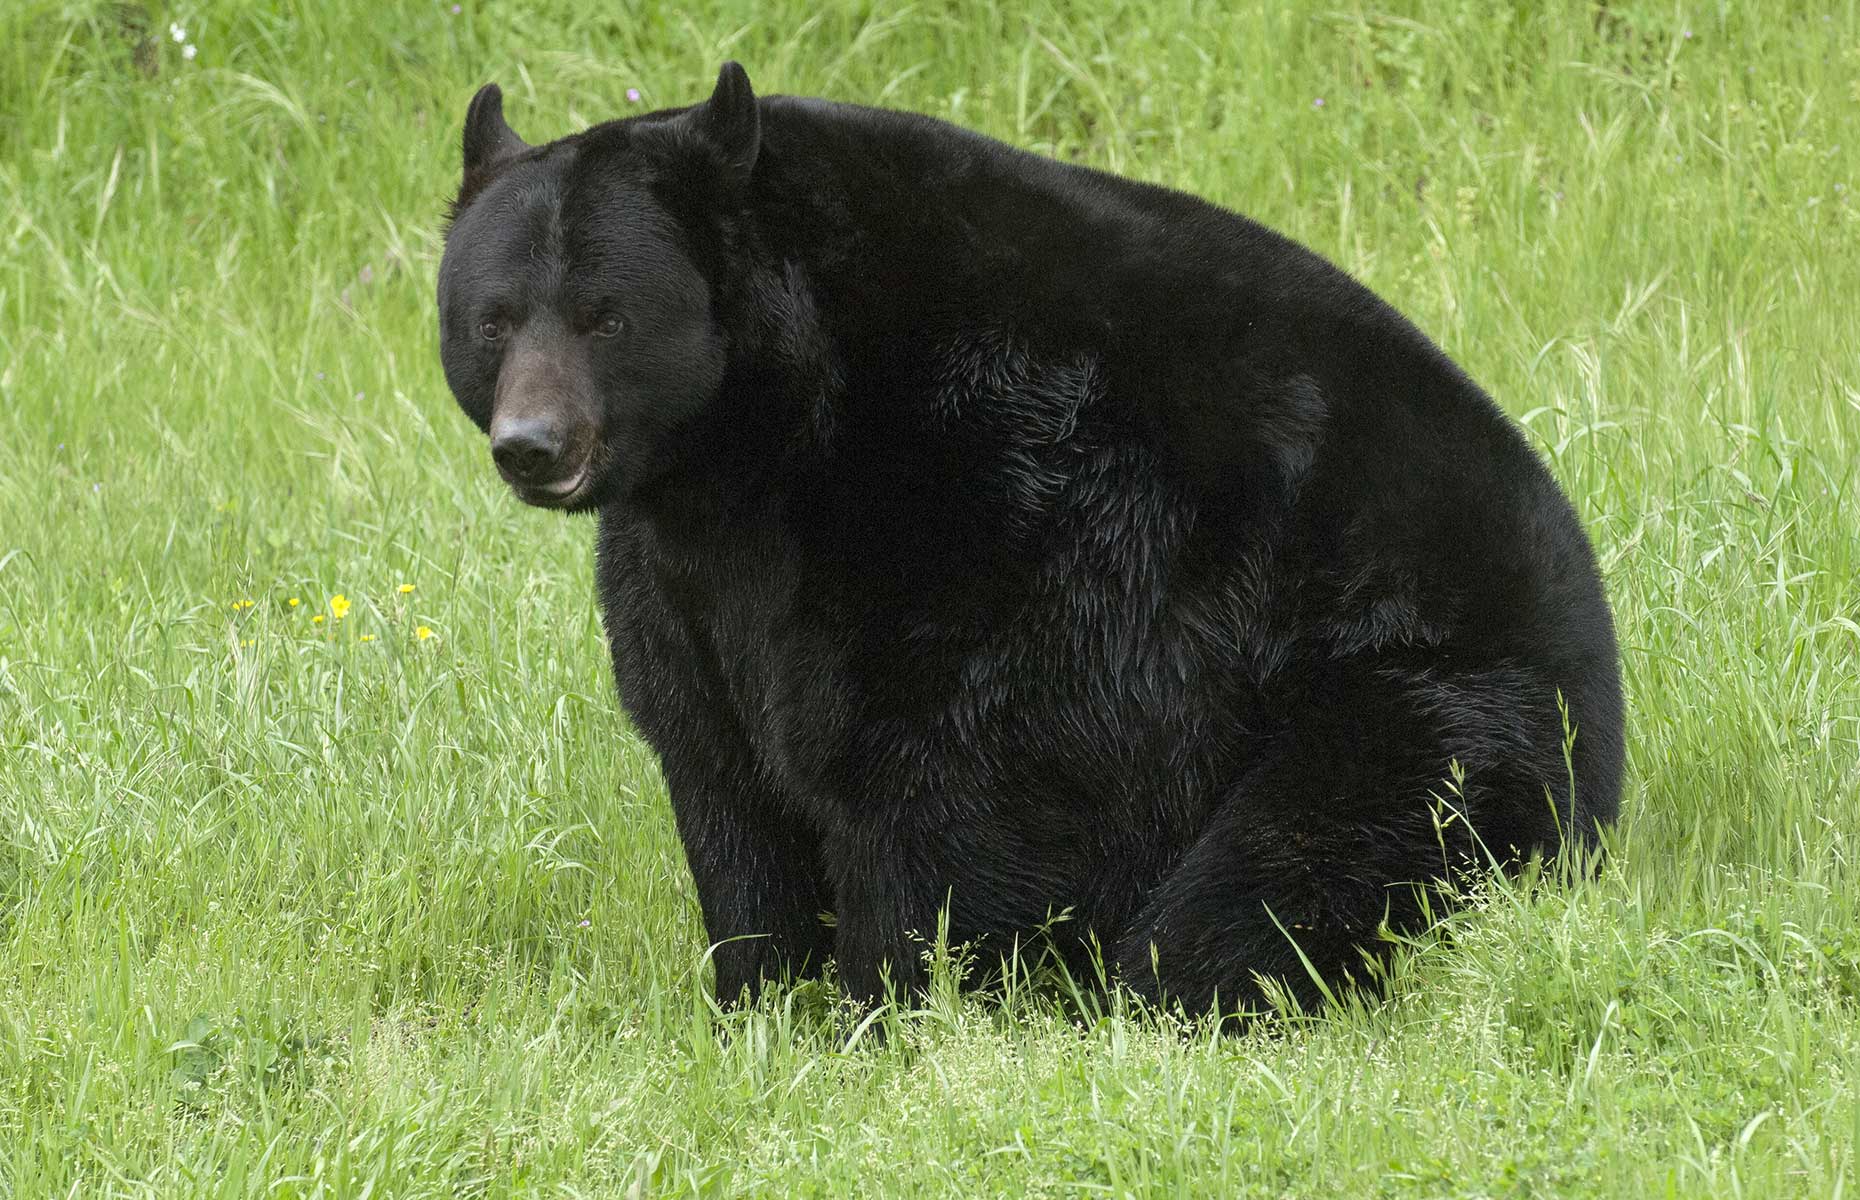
(825, 813), (1050, 1009)
(661, 755), (835, 1006)
(829, 870), (933, 1008)
(821, 817), (952, 1007)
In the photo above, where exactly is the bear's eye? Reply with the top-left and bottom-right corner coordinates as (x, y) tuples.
(593, 315), (623, 339)
(478, 319), (504, 342)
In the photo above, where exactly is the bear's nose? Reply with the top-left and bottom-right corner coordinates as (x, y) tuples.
(490, 417), (565, 482)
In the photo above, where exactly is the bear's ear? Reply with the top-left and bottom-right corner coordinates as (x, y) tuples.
(691, 61), (760, 182)
(462, 83), (531, 176)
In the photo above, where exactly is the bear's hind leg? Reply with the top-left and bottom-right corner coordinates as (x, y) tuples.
(1113, 663), (1573, 1018)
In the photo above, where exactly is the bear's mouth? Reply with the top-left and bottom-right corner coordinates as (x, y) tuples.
(510, 458), (592, 510)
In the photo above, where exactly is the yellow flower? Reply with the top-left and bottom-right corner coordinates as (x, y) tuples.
(312, 614), (326, 625)
(288, 597), (301, 608)
(329, 594), (351, 620)
(359, 633), (376, 643)
(229, 599), (254, 610)
(397, 583), (416, 594)
(415, 626), (434, 641)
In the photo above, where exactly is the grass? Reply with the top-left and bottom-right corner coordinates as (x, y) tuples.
(2, 0), (1858, 1194)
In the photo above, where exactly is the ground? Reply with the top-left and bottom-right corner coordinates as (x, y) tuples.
(1, 2), (1857, 1196)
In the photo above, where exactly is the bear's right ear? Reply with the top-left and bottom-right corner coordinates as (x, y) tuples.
(462, 83), (531, 176)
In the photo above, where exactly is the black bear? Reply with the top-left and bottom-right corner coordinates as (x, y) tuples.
(436, 64), (1624, 1016)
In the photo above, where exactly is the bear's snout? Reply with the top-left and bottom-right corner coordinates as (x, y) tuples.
(488, 403), (592, 506)
(490, 415), (568, 484)
(486, 338), (600, 506)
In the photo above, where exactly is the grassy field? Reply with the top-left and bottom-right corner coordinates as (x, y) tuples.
(3, 0), (1858, 1195)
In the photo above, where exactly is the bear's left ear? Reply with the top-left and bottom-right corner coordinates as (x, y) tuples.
(692, 61), (760, 183)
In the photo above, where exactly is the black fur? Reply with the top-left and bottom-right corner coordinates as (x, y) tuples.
(435, 64), (1625, 1016)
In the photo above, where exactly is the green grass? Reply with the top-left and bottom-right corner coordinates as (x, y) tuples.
(3, 0), (1858, 1194)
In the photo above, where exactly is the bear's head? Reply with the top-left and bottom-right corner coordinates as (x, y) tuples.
(436, 63), (763, 510)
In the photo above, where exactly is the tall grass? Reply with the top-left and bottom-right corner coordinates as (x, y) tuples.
(2, 1), (1857, 1194)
